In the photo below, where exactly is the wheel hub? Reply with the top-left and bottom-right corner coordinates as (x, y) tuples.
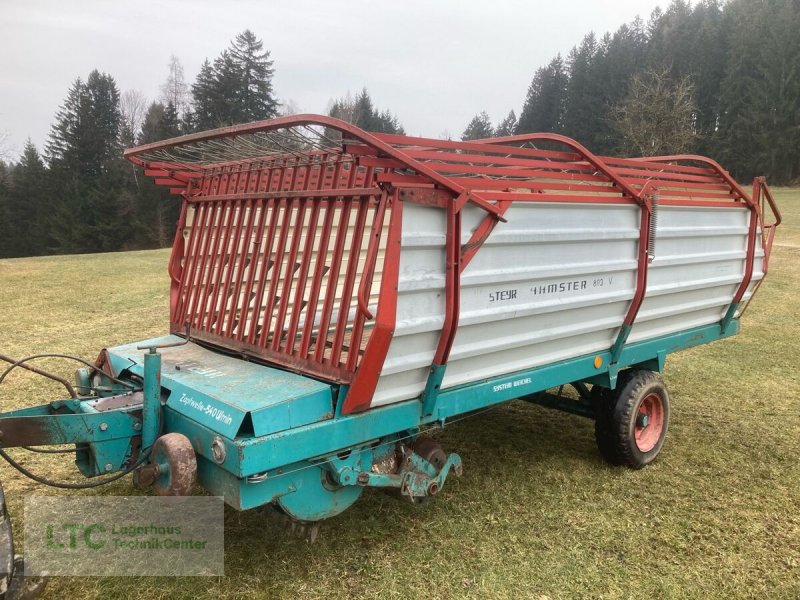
(634, 393), (665, 452)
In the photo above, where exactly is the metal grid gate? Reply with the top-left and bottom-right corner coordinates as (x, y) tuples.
(171, 156), (389, 382)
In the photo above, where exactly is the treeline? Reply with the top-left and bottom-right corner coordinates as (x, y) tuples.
(463, 0), (800, 185)
(1, 0), (799, 259)
(0, 31), (402, 258)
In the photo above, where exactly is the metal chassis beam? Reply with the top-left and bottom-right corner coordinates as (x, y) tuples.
(166, 320), (738, 481)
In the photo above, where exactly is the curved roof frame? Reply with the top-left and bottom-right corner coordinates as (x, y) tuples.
(125, 114), (503, 216)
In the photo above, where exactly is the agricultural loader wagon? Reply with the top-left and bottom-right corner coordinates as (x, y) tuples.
(0, 115), (781, 597)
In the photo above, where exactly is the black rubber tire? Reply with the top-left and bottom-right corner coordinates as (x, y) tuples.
(594, 370), (670, 469)
(592, 384), (621, 465)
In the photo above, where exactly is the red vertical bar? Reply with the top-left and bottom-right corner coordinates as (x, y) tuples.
(221, 163), (260, 336)
(234, 163), (271, 341)
(286, 199), (320, 355)
(347, 193), (388, 371)
(216, 200), (246, 335)
(173, 202), (207, 322)
(341, 194), (403, 414)
(184, 201), (218, 328)
(246, 198), (280, 344)
(205, 168), (240, 333)
(188, 173), (230, 327)
(225, 198), (258, 337)
(433, 200), (461, 364)
(299, 198), (335, 357)
(236, 198), (269, 341)
(330, 196), (369, 366)
(257, 198), (294, 347)
(313, 197), (352, 363)
(201, 198), (232, 331)
(270, 164), (306, 351)
(195, 202), (226, 329)
(286, 164), (320, 355)
(301, 157), (344, 358)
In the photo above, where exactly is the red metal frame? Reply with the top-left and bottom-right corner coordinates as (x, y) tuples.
(126, 115), (776, 415)
(341, 192), (402, 414)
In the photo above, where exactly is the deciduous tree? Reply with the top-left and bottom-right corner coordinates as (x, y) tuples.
(612, 68), (696, 156)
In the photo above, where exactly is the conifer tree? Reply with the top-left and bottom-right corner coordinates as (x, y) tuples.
(0, 161), (12, 257)
(7, 141), (48, 256)
(327, 88), (404, 134)
(461, 111), (494, 140)
(45, 70), (133, 253)
(191, 31), (278, 130)
(494, 110), (517, 137)
(229, 30), (278, 121)
(516, 55), (568, 134)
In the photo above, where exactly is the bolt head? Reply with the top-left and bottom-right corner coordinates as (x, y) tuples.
(104, 463), (113, 472)
(99, 422), (108, 431)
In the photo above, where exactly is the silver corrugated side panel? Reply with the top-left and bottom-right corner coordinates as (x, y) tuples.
(371, 200), (758, 408)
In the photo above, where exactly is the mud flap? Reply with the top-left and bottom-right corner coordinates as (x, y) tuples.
(0, 482), (47, 600)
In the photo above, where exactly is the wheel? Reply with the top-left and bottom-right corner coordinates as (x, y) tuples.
(592, 384), (620, 465)
(411, 437), (446, 471)
(594, 370), (670, 469)
(151, 433), (197, 496)
(404, 437), (448, 506)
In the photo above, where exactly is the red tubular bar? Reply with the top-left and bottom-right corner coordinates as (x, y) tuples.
(236, 197), (268, 341)
(246, 198), (278, 345)
(258, 198), (293, 346)
(348, 192), (388, 371)
(167, 200), (188, 310)
(330, 194), (369, 365)
(200, 200), (228, 331)
(342, 193), (402, 413)
(285, 163), (320, 352)
(314, 198), (351, 363)
(433, 201), (461, 365)
(127, 114), (777, 415)
(272, 199), (307, 352)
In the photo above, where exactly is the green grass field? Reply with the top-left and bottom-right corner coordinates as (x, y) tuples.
(0, 189), (798, 599)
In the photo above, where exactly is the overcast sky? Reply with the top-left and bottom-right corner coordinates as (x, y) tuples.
(1, 0), (667, 159)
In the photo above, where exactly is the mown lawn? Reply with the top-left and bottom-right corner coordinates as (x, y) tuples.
(0, 189), (798, 599)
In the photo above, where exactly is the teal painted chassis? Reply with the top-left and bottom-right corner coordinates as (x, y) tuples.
(0, 319), (738, 521)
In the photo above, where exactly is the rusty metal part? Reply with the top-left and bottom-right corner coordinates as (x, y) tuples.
(370, 449), (399, 475)
(132, 463), (160, 489)
(151, 433), (197, 496)
(270, 507), (321, 544)
(136, 323), (192, 352)
(411, 437), (447, 472)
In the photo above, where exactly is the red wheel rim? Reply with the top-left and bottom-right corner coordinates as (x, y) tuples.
(634, 393), (665, 452)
